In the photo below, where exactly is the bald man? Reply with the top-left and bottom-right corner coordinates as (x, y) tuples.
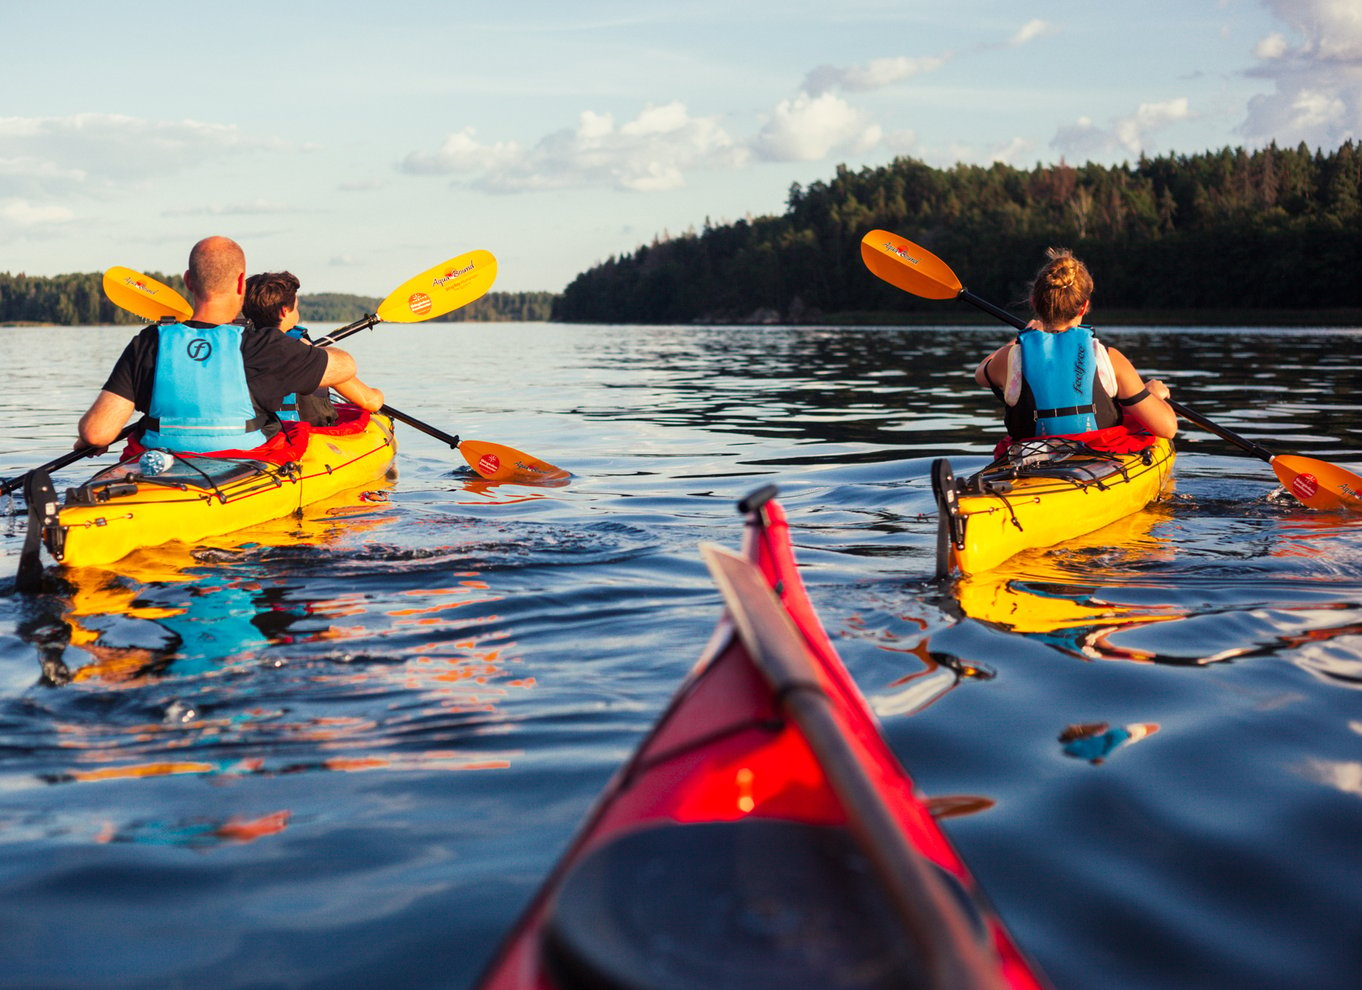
(78, 236), (382, 453)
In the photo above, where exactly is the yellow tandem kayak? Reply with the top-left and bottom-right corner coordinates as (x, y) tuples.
(40, 407), (396, 569)
(931, 435), (1175, 578)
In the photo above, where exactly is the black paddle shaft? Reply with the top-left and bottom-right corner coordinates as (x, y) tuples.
(1, 425), (136, 498)
(960, 288), (1027, 331)
(380, 404), (459, 449)
(1166, 400), (1275, 463)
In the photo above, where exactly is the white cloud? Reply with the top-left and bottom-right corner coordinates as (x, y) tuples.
(1007, 19), (1055, 47)
(753, 92), (882, 162)
(1242, 0), (1362, 145)
(802, 55), (951, 96)
(1254, 32), (1290, 60)
(1115, 98), (1193, 152)
(0, 113), (286, 199)
(988, 136), (1036, 164)
(1052, 98), (1193, 159)
(400, 128), (523, 176)
(400, 102), (747, 193)
(0, 197), (76, 228)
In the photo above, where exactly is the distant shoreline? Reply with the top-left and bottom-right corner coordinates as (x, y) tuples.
(7, 308), (1361, 330)
(801, 308), (1362, 329)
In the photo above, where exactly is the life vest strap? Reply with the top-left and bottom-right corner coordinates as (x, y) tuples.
(142, 413), (270, 433)
(1034, 403), (1095, 421)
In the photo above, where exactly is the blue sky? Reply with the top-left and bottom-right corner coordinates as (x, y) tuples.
(3, 0), (1358, 296)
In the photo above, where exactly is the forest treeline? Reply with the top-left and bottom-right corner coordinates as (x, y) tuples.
(0, 273), (555, 326)
(554, 141), (1362, 324)
(6, 143), (1359, 327)
(300, 290), (555, 323)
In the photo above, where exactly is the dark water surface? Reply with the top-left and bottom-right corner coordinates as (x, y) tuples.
(2, 322), (1360, 989)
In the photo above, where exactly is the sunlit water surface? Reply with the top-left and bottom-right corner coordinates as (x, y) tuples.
(2, 322), (1361, 989)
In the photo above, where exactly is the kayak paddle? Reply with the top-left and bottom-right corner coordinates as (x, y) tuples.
(0, 425), (135, 498)
(310, 249), (500, 346)
(860, 228), (1362, 512)
(104, 254), (567, 484)
(103, 267), (193, 322)
(1165, 400), (1362, 510)
(378, 406), (567, 484)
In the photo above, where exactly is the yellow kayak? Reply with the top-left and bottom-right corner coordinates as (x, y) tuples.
(932, 435), (1175, 577)
(41, 407), (396, 568)
(951, 506), (1184, 660)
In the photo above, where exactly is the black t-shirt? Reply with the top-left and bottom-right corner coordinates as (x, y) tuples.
(103, 321), (331, 435)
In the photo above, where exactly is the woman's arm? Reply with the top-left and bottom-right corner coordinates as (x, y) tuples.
(1107, 347), (1177, 438)
(974, 342), (1013, 388)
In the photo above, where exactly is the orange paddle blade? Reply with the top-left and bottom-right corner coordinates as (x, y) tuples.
(103, 267), (192, 322)
(1271, 455), (1362, 511)
(459, 440), (569, 484)
(376, 250), (497, 324)
(860, 230), (962, 300)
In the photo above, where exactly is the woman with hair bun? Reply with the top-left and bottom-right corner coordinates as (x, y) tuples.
(973, 248), (1176, 450)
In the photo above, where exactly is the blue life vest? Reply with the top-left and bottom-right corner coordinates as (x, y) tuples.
(141, 322), (270, 453)
(1018, 326), (1099, 436)
(277, 326), (307, 422)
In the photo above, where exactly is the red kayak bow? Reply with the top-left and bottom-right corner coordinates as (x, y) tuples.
(476, 486), (1046, 990)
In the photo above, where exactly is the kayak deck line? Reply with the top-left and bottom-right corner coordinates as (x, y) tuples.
(475, 485), (1046, 990)
(40, 405), (396, 569)
(59, 438), (391, 514)
(934, 436), (1176, 578)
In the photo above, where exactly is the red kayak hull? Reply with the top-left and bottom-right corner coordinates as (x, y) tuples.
(476, 488), (1045, 990)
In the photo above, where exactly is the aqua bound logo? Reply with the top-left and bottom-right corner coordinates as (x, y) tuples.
(122, 275), (158, 296)
(432, 262), (475, 288)
(882, 240), (921, 265)
(187, 339), (213, 362)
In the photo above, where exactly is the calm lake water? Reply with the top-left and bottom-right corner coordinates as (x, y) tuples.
(2, 321), (1361, 989)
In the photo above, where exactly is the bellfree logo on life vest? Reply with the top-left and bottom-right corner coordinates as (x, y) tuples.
(187, 339), (213, 362)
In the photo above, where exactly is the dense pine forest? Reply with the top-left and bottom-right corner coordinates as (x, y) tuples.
(5, 143), (1359, 327)
(555, 142), (1362, 325)
(0, 273), (554, 326)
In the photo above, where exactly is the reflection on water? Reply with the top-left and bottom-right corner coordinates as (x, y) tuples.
(951, 506), (1186, 662)
(12, 483), (527, 814)
(1059, 721), (1161, 764)
(1, 323), (1361, 989)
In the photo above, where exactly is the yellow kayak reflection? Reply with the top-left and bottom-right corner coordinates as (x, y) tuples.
(32, 477), (533, 795)
(951, 504), (1184, 662)
(50, 482), (399, 685)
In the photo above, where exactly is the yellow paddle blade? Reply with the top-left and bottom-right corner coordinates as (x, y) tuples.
(459, 440), (569, 484)
(375, 249), (497, 324)
(860, 230), (962, 300)
(103, 267), (192, 322)
(1271, 455), (1362, 511)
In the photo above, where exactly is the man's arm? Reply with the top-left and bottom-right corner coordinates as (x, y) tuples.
(330, 375), (385, 412)
(317, 348), (358, 388)
(317, 347), (383, 411)
(77, 390), (136, 450)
